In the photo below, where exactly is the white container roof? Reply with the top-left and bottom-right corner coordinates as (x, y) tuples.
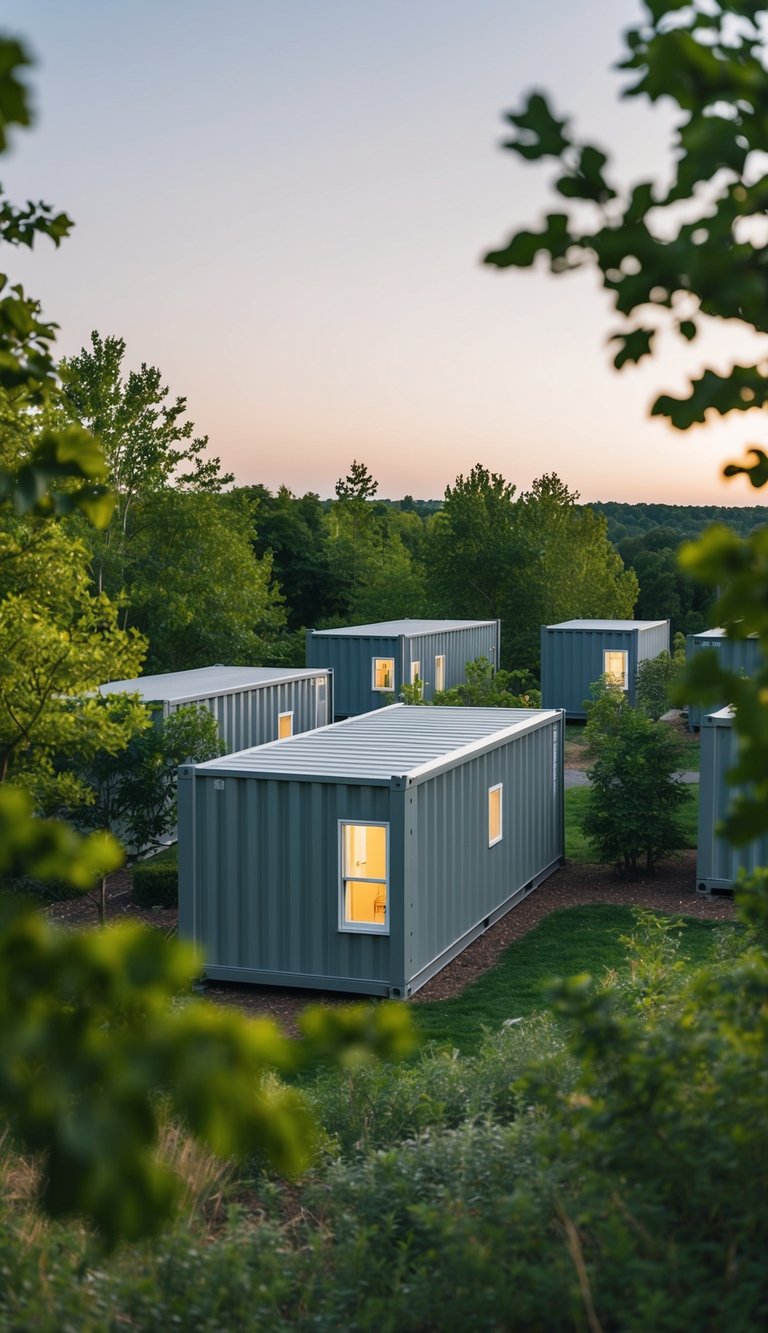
(191, 703), (560, 783)
(99, 664), (328, 705)
(545, 619), (668, 631)
(691, 628), (757, 641)
(309, 618), (496, 637)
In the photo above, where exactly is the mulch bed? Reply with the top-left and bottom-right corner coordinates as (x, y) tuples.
(43, 850), (735, 1037)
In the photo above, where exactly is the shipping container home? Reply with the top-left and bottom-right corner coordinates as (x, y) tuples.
(99, 665), (333, 752)
(697, 706), (768, 893)
(685, 629), (761, 731)
(306, 619), (500, 718)
(178, 703), (565, 997)
(540, 619), (670, 719)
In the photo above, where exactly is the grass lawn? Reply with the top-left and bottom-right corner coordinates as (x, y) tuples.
(672, 727), (701, 772)
(565, 784), (698, 862)
(411, 903), (727, 1051)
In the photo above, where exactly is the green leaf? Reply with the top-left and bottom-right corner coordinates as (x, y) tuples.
(484, 213), (573, 270)
(610, 326), (655, 369)
(723, 447), (768, 488)
(503, 91), (570, 160)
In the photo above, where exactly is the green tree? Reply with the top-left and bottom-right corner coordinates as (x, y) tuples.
(0, 32), (414, 1247)
(67, 703), (223, 922)
(428, 463), (519, 625)
(124, 489), (285, 672)
(582, 684), (688, 873)
(483, 0), (768, 850)
(512, 473), (638, 666)
(245, 484), (342, 631)
(61, 332), (232, 599)
(0, 513), (148, 810)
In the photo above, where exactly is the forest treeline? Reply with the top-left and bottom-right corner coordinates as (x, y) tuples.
(12, 328), (755, 706)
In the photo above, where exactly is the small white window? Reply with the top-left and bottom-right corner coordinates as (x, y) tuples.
(488, 784), (503, 847)
(277, 710), (293, 739)
(434, 654), (445, 692)
(604, 649), (628, 689)
(339, 821), (389, 933)
(372, 657), (395, 691)
(410, 659), (421, 684)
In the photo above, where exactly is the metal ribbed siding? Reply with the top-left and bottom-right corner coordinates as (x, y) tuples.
(166, 673), (330, 751)
(406, 714), (563, 990)
(697, 708), (768, 893)
(541, 621), (670, 718)
(686, 632), (761, 731)
(178, 704), (564, 997)
(406, 624), (499, 702)
(306, 622), (500, 717)
(179, 772), (395, 994)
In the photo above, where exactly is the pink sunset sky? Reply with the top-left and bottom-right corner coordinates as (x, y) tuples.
(3, 0), (767, 508)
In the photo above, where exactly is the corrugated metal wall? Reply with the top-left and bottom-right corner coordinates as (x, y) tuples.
(178, 708), (565, 997)
(697, 710), (768, 892)
(406, 623), (500, 702)
(307, 625), (500, 716)
(686, 634), (761, 731)
(541, 624), (669, 718)
(179, 771), (396, 994)
(637, 621), (670, 667)
(406, 713), (563, 988)
(166, 672), (331, 751)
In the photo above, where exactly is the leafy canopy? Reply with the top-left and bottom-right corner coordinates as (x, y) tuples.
(486, 0), (768, 844)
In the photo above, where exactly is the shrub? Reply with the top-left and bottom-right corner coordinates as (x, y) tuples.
(133, 851), (178, 908)
(583, 684), (688, 873)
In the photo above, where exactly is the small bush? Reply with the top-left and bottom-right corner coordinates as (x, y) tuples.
(132, 852), (178, 908)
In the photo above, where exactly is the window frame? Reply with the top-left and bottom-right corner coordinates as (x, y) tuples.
(371, 657), (396, 692)
(434, 654), (445, 692)
(488, 783), (503, 847)
(603, 648), (629, 690)
(338, 819), (390, 935)
(277, 710), (294, 739)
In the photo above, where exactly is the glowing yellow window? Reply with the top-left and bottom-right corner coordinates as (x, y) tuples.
(604, 649), (628, 689)
(488, 784), (503, 847)
(372, 657), (395, 691)
(410, 659), (420, 684)
(277, 711), (293, 739)
(340, 822), (388, 931)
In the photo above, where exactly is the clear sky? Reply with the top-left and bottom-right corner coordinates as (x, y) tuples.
(3, 0), (766, 507)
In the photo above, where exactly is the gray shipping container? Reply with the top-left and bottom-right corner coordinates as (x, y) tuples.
(697, 706), (768, 894)
(540, 619), (670, 719)
(178, 703), (565, 997)
(99, 665), (333, 752)
(685, 629), (761, 731)
(306, 618), (501, 718)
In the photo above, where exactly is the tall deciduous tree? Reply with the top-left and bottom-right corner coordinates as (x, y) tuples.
(125, 490), (285, 672)
(61, 331), (233, 599)
(428, 463), (521, 623)
(428, 464), (636, 670)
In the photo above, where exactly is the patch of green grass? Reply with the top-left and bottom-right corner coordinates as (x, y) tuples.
(565, 784), (699, 863)
(564, 786), (594, 861)
(137, 844), (177, 866)
(411, 904), (725, 1052)
(672, 727), (701, 772)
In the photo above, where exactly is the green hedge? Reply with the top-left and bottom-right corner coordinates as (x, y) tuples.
(132, 850), (178, 909)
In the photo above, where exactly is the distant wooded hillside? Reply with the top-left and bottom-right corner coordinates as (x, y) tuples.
(592, 502), (767, 543)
